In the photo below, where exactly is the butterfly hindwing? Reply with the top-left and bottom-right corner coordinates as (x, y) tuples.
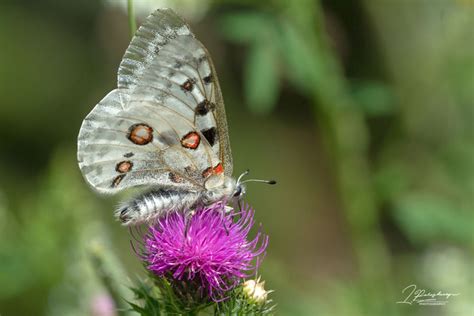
(78, 89), (206, 193)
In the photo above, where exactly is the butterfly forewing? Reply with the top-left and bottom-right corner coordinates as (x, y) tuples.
(78, 8), (233, 195)
(206, 47), (233, 176)
(120, 9), (232, 175)
(118, 9), (192, 94)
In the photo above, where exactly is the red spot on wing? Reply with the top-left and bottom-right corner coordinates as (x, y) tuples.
(181, 132), (201, 149)
(213, 163), (224, 175)
(202, 163), (224, 178)
(127, 123), (153, 145)
(116, 161), (133, 173)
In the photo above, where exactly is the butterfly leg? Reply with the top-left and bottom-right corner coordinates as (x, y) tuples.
(223, 217), (230, 236)
(222, 221), (230, 236)
(223, 199), (243, 235)
(221, 204), (232, 236)
(184, 209), (196, 237)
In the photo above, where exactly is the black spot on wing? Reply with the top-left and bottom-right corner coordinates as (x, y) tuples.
(112, 174), (126, 187)
(195, 99), (215, 116)
(154, 45), (162, 54)
(203, 74), (212, 85)
(201, 127), (217, 146)
(181, 79), (195, 92)
(198, 55), (207, 64)
(124, 152), (134, 158)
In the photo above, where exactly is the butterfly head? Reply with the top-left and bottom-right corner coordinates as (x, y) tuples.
(232, 183), (246, 199)
(203, 174), (237, 203)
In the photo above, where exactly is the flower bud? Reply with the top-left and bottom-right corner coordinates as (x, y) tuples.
(242, 278), (269, 304)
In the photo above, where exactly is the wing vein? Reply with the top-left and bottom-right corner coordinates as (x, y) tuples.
(149, 60), (206, 97)
(113, 110), (204, 171)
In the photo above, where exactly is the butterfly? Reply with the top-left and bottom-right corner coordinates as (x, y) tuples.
(77, 9), (274, 225)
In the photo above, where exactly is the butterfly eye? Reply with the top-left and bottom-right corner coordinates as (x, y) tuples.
(233, 186), (242, 198)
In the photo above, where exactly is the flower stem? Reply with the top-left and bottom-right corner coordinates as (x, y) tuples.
(89, 242), (134, 315)
(127, 0), (137, 38)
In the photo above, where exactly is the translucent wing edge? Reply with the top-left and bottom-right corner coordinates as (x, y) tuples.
(77, 89), (125, 194)
(204, 47), (233, 176)
(118, 8), (193, 96)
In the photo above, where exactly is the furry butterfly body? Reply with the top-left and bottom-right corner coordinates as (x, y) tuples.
(77, 9), (243, 225)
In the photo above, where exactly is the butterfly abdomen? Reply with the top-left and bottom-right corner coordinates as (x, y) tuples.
(116, 189), (201, 225)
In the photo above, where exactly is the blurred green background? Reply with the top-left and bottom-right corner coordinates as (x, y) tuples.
(0, 0), (473, 315)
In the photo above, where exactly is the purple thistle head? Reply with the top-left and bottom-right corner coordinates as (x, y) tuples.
(142, 202), (268, 300)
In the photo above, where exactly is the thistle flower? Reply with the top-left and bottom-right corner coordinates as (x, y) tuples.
(142, 202), (268, 300)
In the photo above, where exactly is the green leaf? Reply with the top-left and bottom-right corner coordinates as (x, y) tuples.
(219, 12), (272, 44)
(277, 20), (323, 94)
(220, 11), (281, 113)
(127, 279), (162, 316)
(244, 40), (280, 114)
(350, 80), (395, 116)
(126, 301), (147, 314)
(393, 193), (474, 245)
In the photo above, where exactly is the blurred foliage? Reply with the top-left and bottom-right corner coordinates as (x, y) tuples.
(0, 0), (473, 315)
(127, 276), (275, 315)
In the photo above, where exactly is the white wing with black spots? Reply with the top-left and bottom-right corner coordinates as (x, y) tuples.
(119, 9), (232, 175)
(77, 8), (233, 196)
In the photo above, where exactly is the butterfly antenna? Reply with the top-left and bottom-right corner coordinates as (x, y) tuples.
(236, 169), (250, 184)
(240, 179), (277, 185)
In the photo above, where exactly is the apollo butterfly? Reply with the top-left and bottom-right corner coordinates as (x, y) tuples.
(77, 9), (274, 225)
